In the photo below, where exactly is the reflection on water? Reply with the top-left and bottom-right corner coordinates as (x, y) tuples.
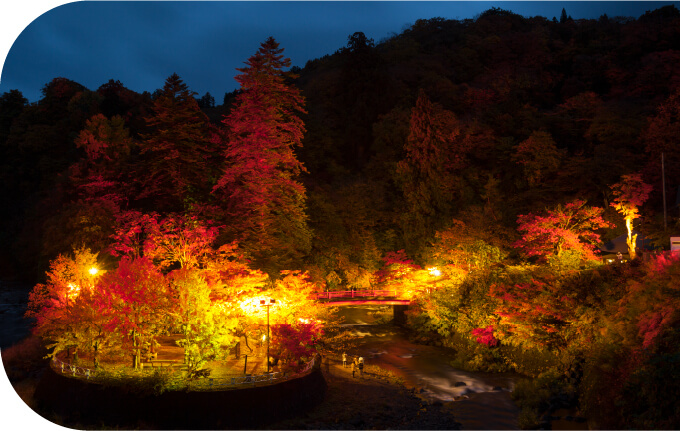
(337, 305), (521, 429)
(0, 282), (31, 350)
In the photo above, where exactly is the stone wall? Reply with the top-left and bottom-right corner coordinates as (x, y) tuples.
(33, 362), (327, 429)
(393, 304), (409, 325)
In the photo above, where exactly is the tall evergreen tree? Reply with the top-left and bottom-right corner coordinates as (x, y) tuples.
(138, 73), (216, 211)
(214, 37), (311, 275)
(395, 90), (464, 257)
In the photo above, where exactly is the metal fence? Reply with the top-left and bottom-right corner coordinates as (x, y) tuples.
(52, 356), (94, 379)
(51, 354), (318, 391)
(191, 354), (317, 390)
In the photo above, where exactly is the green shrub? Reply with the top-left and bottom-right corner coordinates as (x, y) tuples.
(517, 407), (540, 430)
(93, 367), (186, 395)
(499, 343), (559, 377)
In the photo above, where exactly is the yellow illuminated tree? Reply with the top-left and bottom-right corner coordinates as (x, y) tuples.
(610, 174), (653, 259)
(25, 247), (106, 366)
(168, 268), (239, 374)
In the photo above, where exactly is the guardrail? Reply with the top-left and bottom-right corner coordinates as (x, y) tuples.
(314, 289), (398, 300)
(51, 354), (318, 390)
(52, 356), (94, 379)
(192, 354), (317, 390)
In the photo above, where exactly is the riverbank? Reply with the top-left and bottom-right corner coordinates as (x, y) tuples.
(266, 355), (463, 430)
(4, 351), (458, 429)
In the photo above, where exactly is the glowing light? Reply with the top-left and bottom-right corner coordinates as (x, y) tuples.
(428, 267), (442, 277)
(89, 267), (99, 276)
(262, 334), (266, 341)
(239, 296), (283, 316)
(66, 283), (81, 300)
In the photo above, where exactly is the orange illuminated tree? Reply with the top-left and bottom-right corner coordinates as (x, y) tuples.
(610, 174), (653, 260)
(25, 248), (107, 366)
(142, 214), (220, 270)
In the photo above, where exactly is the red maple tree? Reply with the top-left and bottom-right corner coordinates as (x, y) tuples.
(95, 257), (173, 369)
(514, 200), (612, 264)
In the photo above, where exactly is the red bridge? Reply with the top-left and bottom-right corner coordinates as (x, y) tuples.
(313, 289), (410, 306)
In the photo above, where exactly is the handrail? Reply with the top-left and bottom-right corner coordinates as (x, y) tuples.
(192, 354), (318, 389)
(51, 356), (94, 379)
(314, 289), (398, 300)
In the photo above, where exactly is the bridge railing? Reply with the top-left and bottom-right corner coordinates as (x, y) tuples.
(314, 289), (398, 300)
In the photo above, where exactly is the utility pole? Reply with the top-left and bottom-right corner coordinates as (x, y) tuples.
(260, 298), (275, 373)
(663, 152), (668, 231)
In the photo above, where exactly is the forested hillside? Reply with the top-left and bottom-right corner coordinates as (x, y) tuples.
(1, 6), (679, 282)
(4, 7), (680, 429)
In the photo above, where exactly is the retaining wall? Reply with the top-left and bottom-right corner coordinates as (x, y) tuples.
(33, 361), (327, 429)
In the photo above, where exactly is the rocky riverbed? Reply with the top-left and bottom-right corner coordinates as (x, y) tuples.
(267, 356), (463, 430)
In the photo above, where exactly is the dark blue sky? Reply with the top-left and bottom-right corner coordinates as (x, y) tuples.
(1, 1), (679, 103)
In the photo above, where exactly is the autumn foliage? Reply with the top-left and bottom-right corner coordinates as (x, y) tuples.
(514, 200), (612, 265)
(609, 173), (653, 259)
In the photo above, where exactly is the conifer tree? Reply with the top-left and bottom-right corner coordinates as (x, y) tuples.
(214, 37), (311, 274)
(395, 90), (464, 255)
(139, 73), (217, 211)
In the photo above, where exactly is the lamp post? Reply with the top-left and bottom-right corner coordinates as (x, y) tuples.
(260, 298), (275, 373)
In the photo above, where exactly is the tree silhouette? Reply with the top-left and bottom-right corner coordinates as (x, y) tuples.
(138, 73), (217, 211)
(395, 90), (465, 254)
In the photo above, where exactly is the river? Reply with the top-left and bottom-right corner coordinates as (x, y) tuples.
(0, 282), (31, 350)
(335, 305), (522, 430)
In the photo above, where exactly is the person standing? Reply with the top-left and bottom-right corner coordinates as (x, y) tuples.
(358, 356), (364, 377)
(351, 357), (357, 378)
(342, 352), (347, 368)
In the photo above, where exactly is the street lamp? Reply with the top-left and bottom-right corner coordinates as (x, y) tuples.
(260, 298), (276, 373)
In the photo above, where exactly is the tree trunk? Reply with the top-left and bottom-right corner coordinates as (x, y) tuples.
(132, 329), (140, 369)
(626, 217), (637, 260)
(93, 341), (100, 369)
(243, 335), (253, 353)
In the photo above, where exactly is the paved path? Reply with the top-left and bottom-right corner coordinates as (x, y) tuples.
(150, 334), (271, 376)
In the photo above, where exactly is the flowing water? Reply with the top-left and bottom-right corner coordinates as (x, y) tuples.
(0, 282), (31, 350)
(337, 305), (522, 429)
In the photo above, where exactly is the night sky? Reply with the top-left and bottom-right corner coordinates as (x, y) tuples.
(1, 1), (679, 103)
(3, 1), (680, 429)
